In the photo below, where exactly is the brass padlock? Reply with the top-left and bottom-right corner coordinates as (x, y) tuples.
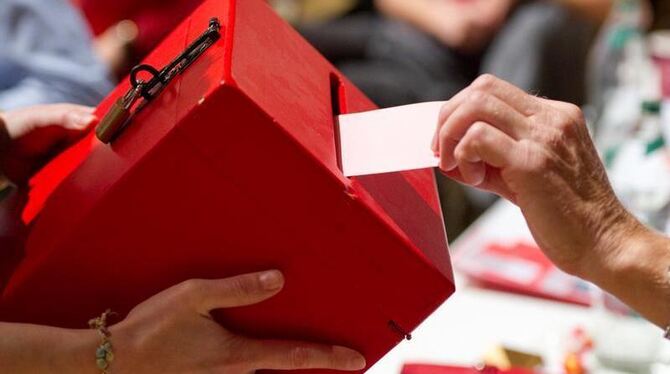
(95, 18), (221, 144)
(95, 85), (142, 144)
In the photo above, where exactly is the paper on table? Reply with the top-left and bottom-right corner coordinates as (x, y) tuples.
(338, 101), (443, 177)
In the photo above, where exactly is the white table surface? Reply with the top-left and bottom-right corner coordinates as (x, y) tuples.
(368, 273), (670, 374)
(368, 199), (670, 374)
(368, 273), (593, 373)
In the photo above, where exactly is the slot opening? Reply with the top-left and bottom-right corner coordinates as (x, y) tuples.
(330, 73), (347, 172)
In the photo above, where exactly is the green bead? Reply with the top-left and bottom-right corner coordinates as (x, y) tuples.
(96, 346), (107, 359)
(105, 350), (115, 362)
(96, 358), (109, 370)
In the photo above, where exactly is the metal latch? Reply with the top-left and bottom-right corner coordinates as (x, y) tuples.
(96, 18), (222, 144)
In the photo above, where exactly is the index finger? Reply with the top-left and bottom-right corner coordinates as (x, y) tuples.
(436, 92), (530, 170)
(432, 75), (541, 152)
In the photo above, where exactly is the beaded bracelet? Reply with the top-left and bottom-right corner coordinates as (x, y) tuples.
(89, 310), (115, 373)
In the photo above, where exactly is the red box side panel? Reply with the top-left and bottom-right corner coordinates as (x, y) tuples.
(229, 0), (452, 278)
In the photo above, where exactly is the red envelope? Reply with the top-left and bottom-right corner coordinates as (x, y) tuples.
(0, 0), (454, 372)
(402, 364), (535, 374)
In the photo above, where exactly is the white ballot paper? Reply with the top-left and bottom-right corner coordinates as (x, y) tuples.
(338, 101), (443, 177)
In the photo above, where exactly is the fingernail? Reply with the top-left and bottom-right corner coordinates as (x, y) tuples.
(350, 354), (367, 370)
(259, 270), (284, 291)
(471, 170), (486, 186)
(440, 159), (457, 172)
(74, 113), (97, 129)
(334, 347), (367, 371)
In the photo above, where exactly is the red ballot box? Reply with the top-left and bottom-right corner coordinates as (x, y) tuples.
(0, 0), (454, 371)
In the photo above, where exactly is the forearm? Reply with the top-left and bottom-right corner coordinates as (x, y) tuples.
(582, 211), (670, 328)
(0, 323), (97, 373)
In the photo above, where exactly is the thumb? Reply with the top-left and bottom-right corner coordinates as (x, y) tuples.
(18, 104), (97, 131)
(62, 108), (98, 131)
(196, 270), (285, 314)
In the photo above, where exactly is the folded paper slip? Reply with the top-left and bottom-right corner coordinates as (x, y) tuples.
(0, 0), (455, 373)
(338, 101), (443, 177)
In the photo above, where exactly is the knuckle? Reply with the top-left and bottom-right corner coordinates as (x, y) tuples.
(549, 109), (574, 132)
(469, 122), (488, 139)
(465, 90), (489, 108)
(454, 141), (478, 163)
(453, 145), (467, 162)
(543, 127), (564, 148)
(229, 275), (261, 298)
(558, 116), (576, 134)
(558, 104), (585, 130)
(60, 111), (72, 126)
(175, 279), (205, 299)
(515, 141), (545, 174)
(563, 103), (583, 121)
(438, 103), (450, 122)
(438, 124), (453, 144)
(530, 149), (555, 173)
(472, 74), (498, 90)
(288, 347), (313, 368)
(226, 338), (252, 366)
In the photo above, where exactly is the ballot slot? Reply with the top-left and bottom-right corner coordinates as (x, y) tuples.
(331, 74), (413, 342)
(331, 73), (347, 173)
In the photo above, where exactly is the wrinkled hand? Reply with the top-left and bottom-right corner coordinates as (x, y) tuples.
(0, 104), (96, 184)
(432, 75), (640, 278)
(110, 271), (366, 373)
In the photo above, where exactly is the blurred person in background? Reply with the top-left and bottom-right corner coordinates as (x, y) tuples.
(71, 0), (204, 78)
(301, 0), (612, 108)
(0, 0), (112, 110)
(299, 0), (613, 237)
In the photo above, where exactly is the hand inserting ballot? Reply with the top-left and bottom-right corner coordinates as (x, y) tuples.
(432, 74), (670, 329)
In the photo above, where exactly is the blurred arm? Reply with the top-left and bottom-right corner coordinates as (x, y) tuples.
(551, 0), (614, 23)
(0, 0), (113, 110)
(0, 323), (97, 374)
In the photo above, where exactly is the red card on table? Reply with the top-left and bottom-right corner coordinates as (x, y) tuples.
(402, 364), (535, 374)
(0, 0), (455, 372)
